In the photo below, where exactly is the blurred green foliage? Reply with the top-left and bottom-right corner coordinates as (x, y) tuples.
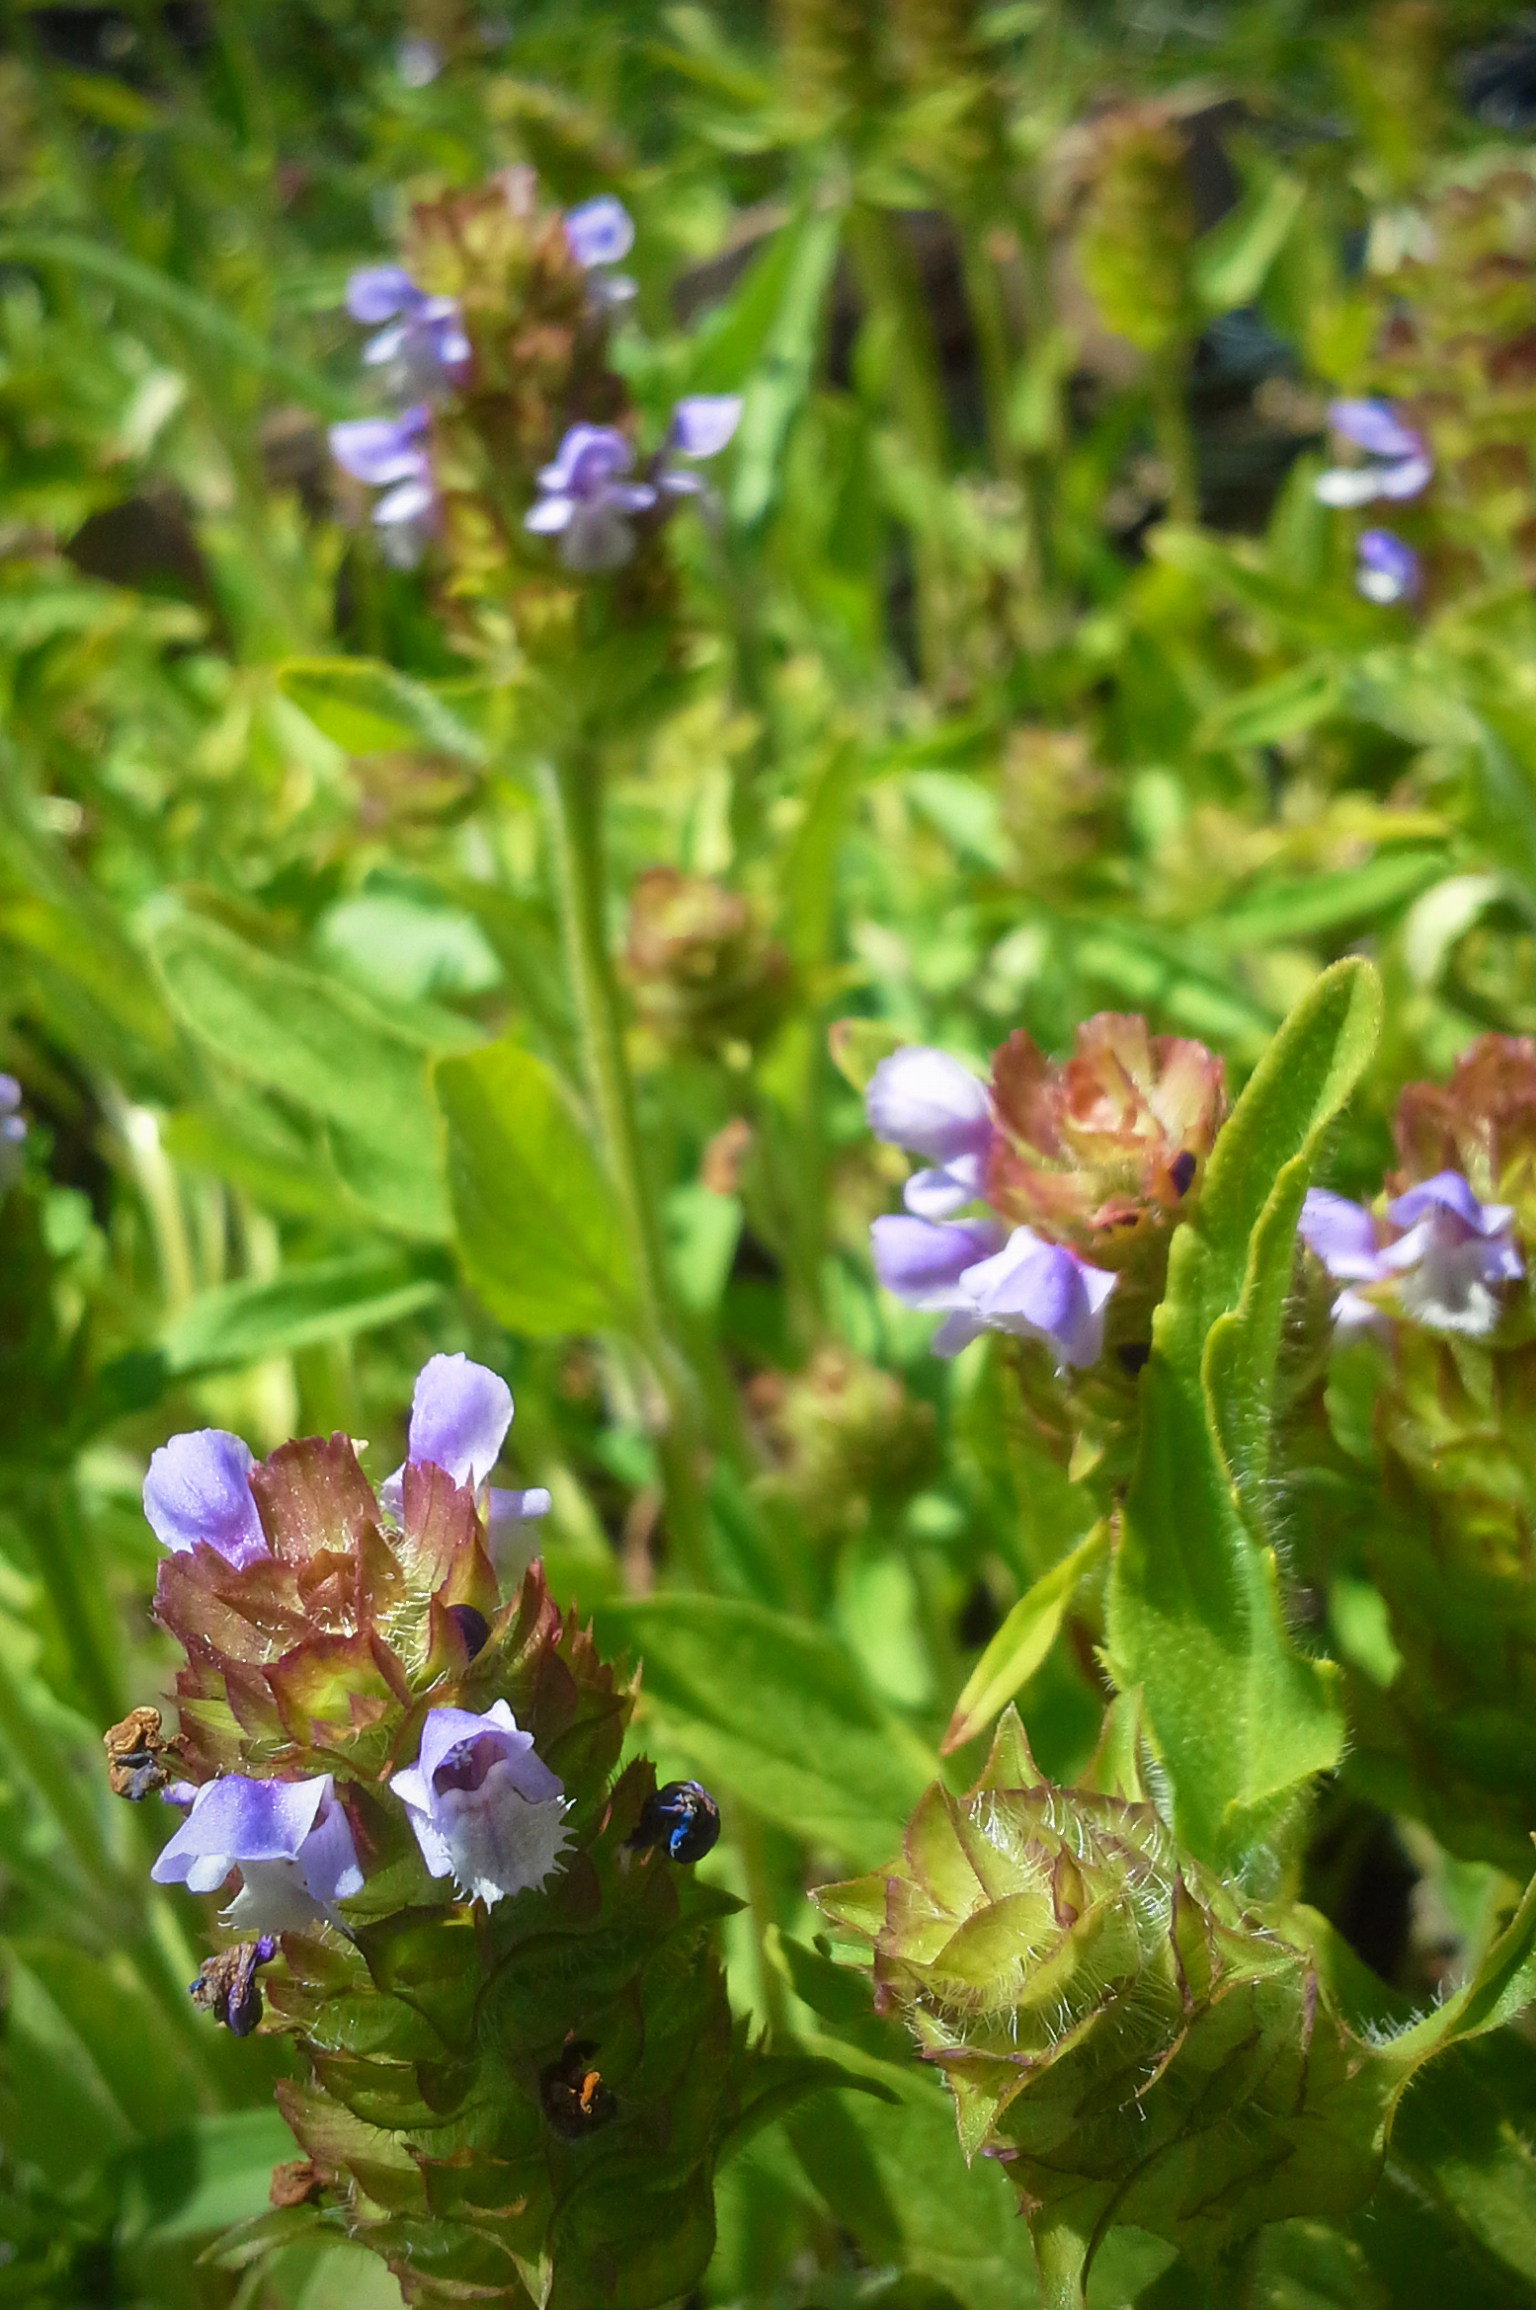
(10, 0), (1536, 2304)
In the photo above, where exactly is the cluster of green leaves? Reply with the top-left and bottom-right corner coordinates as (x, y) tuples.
(6, 1), (1536, 2305)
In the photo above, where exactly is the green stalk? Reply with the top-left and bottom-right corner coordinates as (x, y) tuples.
(844, 204), (953, 683)
(542, 746), (712, 1589)
(1148, 338), (1200, 528)
(0, 1643), (224, 2092)
(18, 1476), (126, 1733)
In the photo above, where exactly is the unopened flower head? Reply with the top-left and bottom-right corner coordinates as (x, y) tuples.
(390, 1699), (570, 1906)
(1315, 398), (1432, 507)
(329, 404), (437, 566)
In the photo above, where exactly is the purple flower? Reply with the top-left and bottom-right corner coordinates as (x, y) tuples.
(329, 405), (437, 566)
(943, 1227), (1118, 1366)
(1315, 398), (1432, 507)
(872, 1213), (1004, 1304)
(1357, 528), (1420, 605)
(867, 1046), (995, 1218)
(524, 424), (656, 572)
(390, 1700), (570, 1906)
(345, 265), (469, 394)
(396, 33), (442, 86)
(1386, 1170), (1524, 1335)
(381, 1352), (550, 1534)
(151, 1773), (362, 1935)
(872, 1213), (1114, 1366)
(142, 1430), (269, 1568)
(1301, 1170), (1524, 1338)
(0, 1074), (25, 1189)
(657, 395), (743, 499)
(564, 194), (637, 306)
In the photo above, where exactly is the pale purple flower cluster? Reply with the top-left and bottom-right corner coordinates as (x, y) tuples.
(329, 404), (438, 567)
(864, 1046), (1117, 1368)
(346, 265), (470, 395)
(565, 193), (637, 306)
(1357, 527), (1420, 605)
(1315, 400), (1432, 508)
(1315, 400), (1430, 608)
(1300, 1169), (1525, 1339)
(0, 1074), (27, 1190)
(524, 395), (742, 574)
(143, 1354), (561, 1933)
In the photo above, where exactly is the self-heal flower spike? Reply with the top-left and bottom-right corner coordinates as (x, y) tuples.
(345, 265), (469, 393)
(391, 1700), (570, 1906)
(1315, 397), (1432, 507)
(152, 1773), (362, 1935)
(329, 405), (437, 566)
(1357, 526), (1421, 603)
(525, 423), (657, 572)
(143, 1429), (269, 1568)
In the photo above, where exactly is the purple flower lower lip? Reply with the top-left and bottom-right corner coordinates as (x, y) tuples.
(1303, 1170), (1524, 1337)
(954, 1227), (1118, 1369)
(525, 424), (658, 573)
(142, 1429), (269, 1567)
(151, 1772), (363, 1934)
(871, 1214), (1005, 1306)
(329, 407), (437, 564)
(391, 1701), (570, 1908)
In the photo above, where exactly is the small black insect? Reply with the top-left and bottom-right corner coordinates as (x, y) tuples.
(541, 2040), (617, 2139)
(631, 1779), (721, 1864)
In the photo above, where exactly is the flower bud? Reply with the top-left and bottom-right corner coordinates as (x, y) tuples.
(624, 867), (790, 1059)
(816, 1707), (1475, 2274)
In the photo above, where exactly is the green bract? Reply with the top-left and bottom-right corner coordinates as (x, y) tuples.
(819, 1706), (1536, 2308)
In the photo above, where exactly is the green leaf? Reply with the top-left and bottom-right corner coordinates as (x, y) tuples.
(942, 1523), (1108, 1756)
(162, 1253), (443, 1376)
(149, 913), (457, 1240)
(1203, 849), (1446, 951)
(593, 1595), (937, 1868)
(1194, 167), (1305, 313)
(1195, 661), (1344, 752)
(1107, 959), (1383, 1868)
(437, 1040), (638, 1338)
(277, 660), (487, 764)
(704, 204), (844, 531)
(0, 231), (350, 417)
(118, 2108), (300, 2243)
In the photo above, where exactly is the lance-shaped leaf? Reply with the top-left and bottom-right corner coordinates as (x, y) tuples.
(1106, 958), (1382, 1869)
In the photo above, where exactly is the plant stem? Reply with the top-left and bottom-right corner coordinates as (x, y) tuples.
(542, 744), (712, 1589)
(1149, 338), (1199, 527)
